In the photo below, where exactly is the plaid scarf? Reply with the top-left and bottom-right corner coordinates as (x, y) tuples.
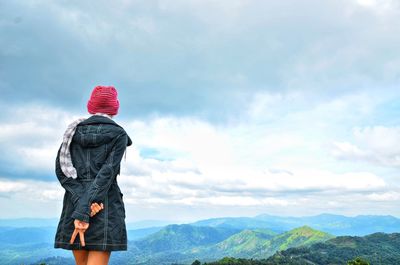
(60, 117), (87, 179)
(59, 113), (113, 179)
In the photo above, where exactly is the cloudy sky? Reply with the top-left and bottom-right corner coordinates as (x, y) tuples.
(1, 0), (399, 223)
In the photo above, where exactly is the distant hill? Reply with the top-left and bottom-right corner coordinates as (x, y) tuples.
(0, 217), (174, 230)
(118, 224), (331, 264)
(191, 217), (285, 233)
(1, 213), (399, 235)
(108, 224), (242, 265)
(127, 226), (164, 241)
(191, 213), (400, 236)
(266, 232), (400, 265)
(261, 226), (334, 256)
(0, 227), (55, 245)
(30, 256), (75, 265)
(0, 218), (59, 227)
(0, 242), (70, 265)
(187, 228), (278, 259)
(182, 226), (332, 263)
(201, 232), (400, 265)
(1, 213), (399, 265)
(126, 219), (178, 230)
(0, 225), (163, 245)
(133, 224), (241, 253)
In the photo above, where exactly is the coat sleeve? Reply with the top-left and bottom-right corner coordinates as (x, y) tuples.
(55, 144), (85, 209)
(71, 132), (128, 223)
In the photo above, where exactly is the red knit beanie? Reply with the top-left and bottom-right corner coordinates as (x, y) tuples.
(87, 85), (120, 115)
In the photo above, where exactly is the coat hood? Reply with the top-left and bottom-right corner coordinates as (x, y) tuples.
(72, 115), (132, 148)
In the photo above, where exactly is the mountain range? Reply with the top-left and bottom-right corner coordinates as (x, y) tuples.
(191, 213), (400, 236)
(205, 232), (400, 265)
(0, 213), (398, 265)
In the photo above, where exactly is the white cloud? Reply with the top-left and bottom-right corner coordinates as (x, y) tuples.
(0, 179), (27, 193)
(0, 104), (92, 174)
(353, 126), (400, 155)
(356, 0), (379, 7)
(118, 164), (387, 207)
(2, 0), (400, 219)
(332, 126), (400, 167)
(0, 177), (63, 201)
(0, 100), (397, 218)
(115, 113), (389, 208)
(355, 0), (399, 14)
(367, 191), (400, 201)
(124, 116), (236, 168)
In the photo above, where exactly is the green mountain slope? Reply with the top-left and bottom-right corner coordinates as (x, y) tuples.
(255, 226), (333, 258)
(187, 228), (278, 259)
(266, 232), (400, 265)
(201, 232), (400, 265)
(183, 226), (332, 263)
(133, 224), (241, 253)
(216, 228), (277, 254)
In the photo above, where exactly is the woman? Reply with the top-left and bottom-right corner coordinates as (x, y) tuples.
(54, 86), (132, 265)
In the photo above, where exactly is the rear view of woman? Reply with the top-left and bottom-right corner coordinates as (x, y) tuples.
(54, 86), (132, 265)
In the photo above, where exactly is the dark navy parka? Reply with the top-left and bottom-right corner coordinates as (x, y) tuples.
(54, 115), (132, 251)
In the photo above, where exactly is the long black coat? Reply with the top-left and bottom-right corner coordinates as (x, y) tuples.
(54, 115), (132, 251)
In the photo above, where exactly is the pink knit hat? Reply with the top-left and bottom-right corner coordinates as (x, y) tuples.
(87, 86), (120, 115)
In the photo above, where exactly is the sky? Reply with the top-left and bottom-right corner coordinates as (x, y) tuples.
(0, 0), (399, 223)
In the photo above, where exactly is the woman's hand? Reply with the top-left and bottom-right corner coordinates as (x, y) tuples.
(90, 202), (104, 217)
(69, 202), (103, 246)
(70, 219), (89, 246)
